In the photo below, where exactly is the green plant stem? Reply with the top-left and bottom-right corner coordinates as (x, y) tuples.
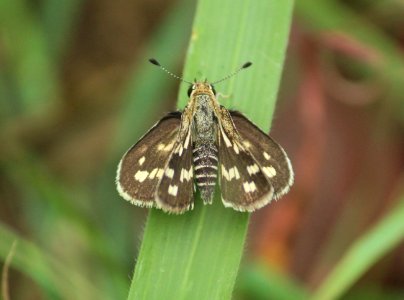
(127, 0), (294, 299)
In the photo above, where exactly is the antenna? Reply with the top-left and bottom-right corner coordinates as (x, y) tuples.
(149, 58), (193, 84)
(211, 62), (252, 85)
(149, 58), (252, 85)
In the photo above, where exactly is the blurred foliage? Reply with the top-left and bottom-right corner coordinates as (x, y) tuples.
(0, 0), (403, 299)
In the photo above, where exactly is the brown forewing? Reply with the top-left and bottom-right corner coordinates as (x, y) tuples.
(229, 110), (294, 198)
(217, 108), (275, 211)
(116, 112), (181, 207)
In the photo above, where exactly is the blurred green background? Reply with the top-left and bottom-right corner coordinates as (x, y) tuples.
(0, 0), (403, 299)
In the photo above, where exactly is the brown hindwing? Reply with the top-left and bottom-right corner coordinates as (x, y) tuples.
(156, 126), (194, 214)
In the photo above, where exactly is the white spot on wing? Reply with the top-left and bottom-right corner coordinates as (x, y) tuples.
(243, 181), (257, 193)
(233, 143), (239, 154)
(149, 168), (158, 179)
(247, 164), (260, 175)
(221, 165), (240, 181)
(263, 152), (271, 160)
(221, 128), (232, 147)
(242, 140), (251, 148)
(168, 185), (178, 196)
(158, 143), (174, 152)
(165, 168), (175, 179)
(138, 156), (146, 166)
(234, 167), (240, 179)
(184, 131), (191, 149)
(134, 170), (149, 182)
(175, 144), (184, 156)
(229, 167), (235, 179)
(180, 167), (193, 182)
(263, 166), (276, 178)
(221, 164), (229, 180)
(164, 143), (174, 151)
(156, 169), (164, 179)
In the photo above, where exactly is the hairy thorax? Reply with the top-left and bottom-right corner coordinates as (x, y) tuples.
(193, 94), (216, 141)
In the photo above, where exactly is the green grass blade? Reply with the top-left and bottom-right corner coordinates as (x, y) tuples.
(312, 197), (404, 300)
(127, 0), (294, 299)
(0, 224), (102, 299)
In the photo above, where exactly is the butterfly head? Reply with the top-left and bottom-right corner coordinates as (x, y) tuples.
(187, 82), (216, 97)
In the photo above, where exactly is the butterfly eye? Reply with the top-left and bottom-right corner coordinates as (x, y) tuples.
(187, 85), (193, 97)
(211, 85), (217, 95)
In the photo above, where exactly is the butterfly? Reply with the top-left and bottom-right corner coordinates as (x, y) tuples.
(116, 59), (294, 214)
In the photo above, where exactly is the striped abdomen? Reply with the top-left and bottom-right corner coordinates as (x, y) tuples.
(193, 143), (218, 203)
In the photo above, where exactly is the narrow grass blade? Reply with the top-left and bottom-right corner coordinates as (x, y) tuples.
(312, 197), (404, 300)
(128, 0), (295, 299)
(0, 224), (102, 299)
(1, 240), (16, 300)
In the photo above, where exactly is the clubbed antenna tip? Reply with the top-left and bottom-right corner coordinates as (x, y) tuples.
(243, 62), (252, 69)
(148, 58), (192, 84)
(211, 61), (253, 85)
(149, 58), (161, 66)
